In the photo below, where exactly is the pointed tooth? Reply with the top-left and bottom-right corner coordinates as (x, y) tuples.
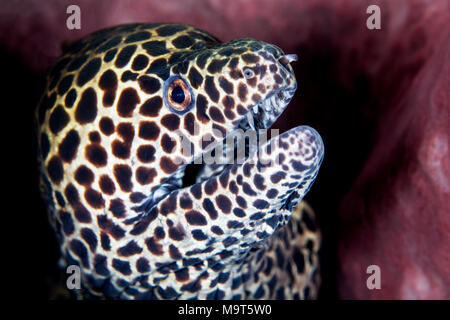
(253, 105), (258, 113)
(271, 95), (277, 108)
(246, 111), (255, 130)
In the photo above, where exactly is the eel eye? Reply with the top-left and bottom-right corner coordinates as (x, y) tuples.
(243, 68), (255, 79)
(164, 76), (193, 114)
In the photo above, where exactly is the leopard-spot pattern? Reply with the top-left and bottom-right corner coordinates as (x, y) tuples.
(36, 23), (324, 299)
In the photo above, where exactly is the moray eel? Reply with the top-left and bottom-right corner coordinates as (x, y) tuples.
(36, 23), (324, 299)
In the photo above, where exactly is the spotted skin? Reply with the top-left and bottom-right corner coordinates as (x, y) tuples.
(36, 23), (324, 299)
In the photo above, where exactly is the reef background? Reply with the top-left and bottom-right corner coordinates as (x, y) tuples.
(1, 0), (448, 299)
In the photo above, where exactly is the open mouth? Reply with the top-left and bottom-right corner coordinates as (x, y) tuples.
(133, 86), (297, 216)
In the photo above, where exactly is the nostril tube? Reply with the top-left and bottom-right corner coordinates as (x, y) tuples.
(279, 54), (298, 67)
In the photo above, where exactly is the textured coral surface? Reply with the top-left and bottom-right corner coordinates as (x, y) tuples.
(2, 0), (448, 299)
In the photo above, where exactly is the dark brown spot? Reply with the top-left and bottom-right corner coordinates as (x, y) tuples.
(218, 76), (233, 94)
(216, 195), (232, 214)
(185, 210), (207, 226)
(219, 171), (229, 188)
(75, 165), (94, 186)
(77, 57), (101, 86)
(179, 194), (193, 209)
(113, 164), (132, 192)
(131, 54), (149, 71)
(138, 75), (161, 94)
(161, 114), (180, 131)
(224, 109), (235, 120)
(196, 94), (209, 123)
(238, 83), (248, 101)
(161, 134), (176, 153)
(154, 226), (165, 239)
(117, 122), (134, 143)
(47, 156), (63, 184)
(175, 268), (189, 281)
(138, 121), (160, 140)
(136, 167), (157, 185)
(204, 178), (218, 195)
(118, 240), (143, 257)
(85, 144), (107, 167)
(115, 45), (137, 68)
(117, 88), (140, 117)
(145, 237), (163, 255)
(137, 145), (156, 163)
(140, 96), (163, 117)
(172, 35), (194, 49)
(202, 198), (218, 220)
(270, 171), (286, 183)
(230, 69), (242, 80)
(74, 205), (92, 223)
(160, 194), (177, 215)
(99, 175), (115, 195)
(99, 117), (114, 135)
(99, 69), (117, 90)
(209, 106), (225, 123)
(102, 90), (116, 107)
(252, 93), (262, 103)
(142, 41), (169, 56)
(65, 183), (80, 205)
(88, 131), (101, 143)
(112, 140), (130, 159)
(160, 156), (178, 174)
(204, 76), (219, 102)
(242, 53), (259, 63)
(65, 89), (77, 108)
(274, 74), (283, 84)
(75, 88), (97, 124)
(228, 57), (239, 68)
(59, 130), (80, 162)
(188, 66), (203, 89)
(183, 112), (197, 135)
(49, 105), (69, 135)
(246, 76), (257, 88)
(236, 104), (246, 115)
(222, 96), (234, 109)
(84, 188), (105, 209)
(207, 59), (228, 74)
(169, 223), (186, 241)
(169, 244), (182, 260)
